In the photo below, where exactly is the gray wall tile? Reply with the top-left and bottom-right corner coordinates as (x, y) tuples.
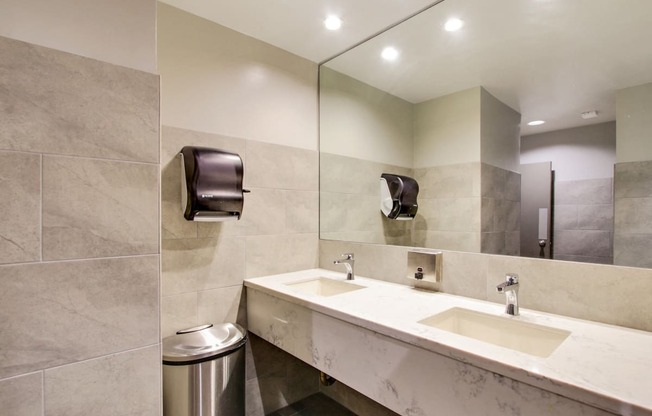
(0, 372), (42, 416)
(0, 256), (159, 379)
(247, 141), (318, 190)
(481, 163), (506, 199)
(161, 154), (198, 240)
(322, 239), (652, 332)
(44, 345), (160, 416)
(554, 230), (612, 258)
(614, 233), (652, 268)
(320, 153), (412, 195)
(614, 160), (652, 198)
(614, 197), (652, 234)
(246, 234), (319, 278)
(577, 204), (613, 231)
(161, 293), (198, 338)
(0, 36), (158, 163)
(554, 205), (579, 230)
(0, 151), (40, 264)
(555, 178), (613, 205)
(285, 190), (319, 234)
(197, 285), (244, 326)
(162, 236), (246, 296)
(42, 156), (159, 260)
(414, 162), (480, 199)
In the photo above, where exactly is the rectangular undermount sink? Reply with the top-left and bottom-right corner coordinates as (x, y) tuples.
(285, 277), (365, 297)
(419, 307), (571, 358)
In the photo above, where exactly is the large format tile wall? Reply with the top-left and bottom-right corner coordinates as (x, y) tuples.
(320, 239), (652, 333)
(321, 157), (520, 255)
(413, 162), (482, 252)
(614, 161), (652, 267)
(157, 4), (322, 415)
(160, 127), (321, 416)
(554, 178), (614, 264)
(0, 36), (160, 415)
(320, 153), (413, 245)
(481, 164), (521, 255)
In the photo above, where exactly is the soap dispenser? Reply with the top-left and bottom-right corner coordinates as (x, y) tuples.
(180, 146), (249, 221)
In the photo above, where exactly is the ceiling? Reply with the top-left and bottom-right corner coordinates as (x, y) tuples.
(160, 0), (652, 136)
(158, 0), (440, 63)
(323, 0), (652, 136)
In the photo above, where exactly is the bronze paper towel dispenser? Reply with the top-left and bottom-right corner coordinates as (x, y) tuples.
(180, 146), (249, 221)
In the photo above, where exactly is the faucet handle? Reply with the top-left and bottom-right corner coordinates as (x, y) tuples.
(341, 253), (354, 260)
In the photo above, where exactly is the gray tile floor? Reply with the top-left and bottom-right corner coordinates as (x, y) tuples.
(267, 393), (356, 416)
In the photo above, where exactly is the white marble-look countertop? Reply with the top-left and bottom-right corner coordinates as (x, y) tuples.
(244, 269), (652, 416)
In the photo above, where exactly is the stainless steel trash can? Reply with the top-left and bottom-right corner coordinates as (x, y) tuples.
(163, 323), (247, 416)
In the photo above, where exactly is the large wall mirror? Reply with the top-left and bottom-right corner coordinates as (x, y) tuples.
(319, 0), (652, 268)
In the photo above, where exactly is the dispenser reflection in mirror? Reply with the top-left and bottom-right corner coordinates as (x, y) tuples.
(319, 0), (652, 268)
(179, 146), (250, 222)
(380, 173), (419, 220)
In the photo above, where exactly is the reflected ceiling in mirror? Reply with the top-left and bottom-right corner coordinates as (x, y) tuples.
(319, 0), (652, 268)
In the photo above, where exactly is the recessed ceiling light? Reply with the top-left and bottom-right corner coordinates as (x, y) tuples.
(444, 18), (464, 32)
(324, 15), (342, 31)
(381, 47), (399, 61)
(527, 120), (546, 126)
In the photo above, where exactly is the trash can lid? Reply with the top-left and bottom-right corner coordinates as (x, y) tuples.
(162, 323), (247, 364)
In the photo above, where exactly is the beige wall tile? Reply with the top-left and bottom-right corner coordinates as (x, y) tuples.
(161, 125), (247, 166)
(246, 141), (318, 191)
(241, 188), (287, 235)
(501, 258), (652, 331)
(0, 151), (40, 264)
(320, 192), (379, 234)
(42, 156), (159, 260)
(0, 36), (158, 162)
(162, 237), (246, 296)
(161, 154), (198, 240)
(161, 293), (198, 338)
(555, 230), (612, 258)
(614, 233), (652, 268)
(284, 190), (319, 234)
(246, 234), (319, 278)
(555, 178), (613, 205)
(615, 160), (652, 197)
(44, 345), (160, 416)
(441, 251), (488, 300)
(0, 256), (159, 379)
(0, 372), (42, 416)
(614, 197), (652, 234)
(197, 285), (243, 326)
(414, 163), (481, 199)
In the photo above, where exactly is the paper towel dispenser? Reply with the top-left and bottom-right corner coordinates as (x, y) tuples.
(380, 173), (419, 220)
(180, 146), (249, 222)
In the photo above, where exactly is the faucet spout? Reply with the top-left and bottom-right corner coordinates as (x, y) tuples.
(333, 253), (355, 280)
(496, 274), (519, 316)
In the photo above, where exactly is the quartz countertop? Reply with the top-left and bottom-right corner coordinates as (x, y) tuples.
(245, 269), (652, 416)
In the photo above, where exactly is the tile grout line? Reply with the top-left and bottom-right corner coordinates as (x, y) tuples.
(1, 253), (161, 268)
(40, 154), (43, 263)
(41, 370), (45, 416)
(0, 147), (159, 166)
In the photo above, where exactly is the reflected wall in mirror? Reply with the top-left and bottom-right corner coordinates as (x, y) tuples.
(319, 0), (652, 268)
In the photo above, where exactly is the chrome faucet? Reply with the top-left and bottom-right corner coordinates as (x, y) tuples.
(496, 274), (519, 316)
(333, 253), (355, 280)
